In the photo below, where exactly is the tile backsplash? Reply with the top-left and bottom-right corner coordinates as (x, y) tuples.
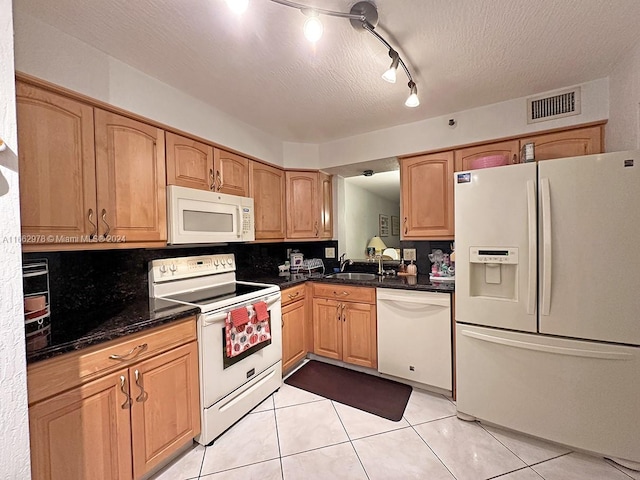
(23, 241), (338, 317)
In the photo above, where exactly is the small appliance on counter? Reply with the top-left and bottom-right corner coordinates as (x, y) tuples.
(23, 259), (51, 352)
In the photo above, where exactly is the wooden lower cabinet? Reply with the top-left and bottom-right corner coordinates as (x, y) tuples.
(281, 285), (308, 373)
(130, 342), (200, 478)
(282, 296), (307, 372)
(312, 285), (377, 369)
(28, 322), (200, 480)
(29, 369), (133, 480)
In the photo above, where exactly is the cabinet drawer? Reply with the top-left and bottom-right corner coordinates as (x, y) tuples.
(281, 284), (306, 306)
(312, 283), (376, 304)
(27, 316), (197, 405)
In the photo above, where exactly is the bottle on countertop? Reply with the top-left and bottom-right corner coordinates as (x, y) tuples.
(398, 258), (406, 274)
(406, 260), (417, 276)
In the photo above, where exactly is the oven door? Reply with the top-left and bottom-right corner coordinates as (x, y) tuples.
(198, 291), (282, 408)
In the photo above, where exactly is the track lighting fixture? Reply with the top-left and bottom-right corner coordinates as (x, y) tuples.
(226, 0), (420, 108)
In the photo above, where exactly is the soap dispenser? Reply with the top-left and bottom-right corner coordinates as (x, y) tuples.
(398, 258), (407, 274)
(406, 260), (417, 276)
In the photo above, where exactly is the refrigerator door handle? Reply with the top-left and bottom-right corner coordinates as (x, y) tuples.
(526, 180), (537, 315)
(461, 330), (633, 360)
(541, 177), (552, 316)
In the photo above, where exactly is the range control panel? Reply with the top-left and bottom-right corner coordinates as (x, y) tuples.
(469, 247), (519, 264)
(149, 254), (236, 282)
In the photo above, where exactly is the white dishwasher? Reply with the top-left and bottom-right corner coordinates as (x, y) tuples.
(377, 289), (452, 391)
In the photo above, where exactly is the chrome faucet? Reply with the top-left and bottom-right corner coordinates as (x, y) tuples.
(339, 253), (353, 272)
(377, 254), (384, 275)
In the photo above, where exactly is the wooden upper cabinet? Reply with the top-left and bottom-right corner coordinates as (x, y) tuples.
(16, 81), (97, 239)
(249, 161), (286, 240)
(319, 172), (333, 239)
(95, 109), (167, 242)
(166, 132), (214, 191)
(214, 148), (249, 196)
(286, 171), (320, 239)
(519, 126), (603, 161)
(454, 140), (520, 171)
(400, 152), (455, 239)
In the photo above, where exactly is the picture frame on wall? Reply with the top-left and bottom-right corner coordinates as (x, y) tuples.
(391, 216), (400, 236)
(379, 214), (389, 237)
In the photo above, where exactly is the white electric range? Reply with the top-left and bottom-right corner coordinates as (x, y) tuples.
(149, 254), (282, 445)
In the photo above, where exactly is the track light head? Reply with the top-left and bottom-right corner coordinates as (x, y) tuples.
(226, 0), (248, 15)
(382, 50), (400, 83)
(303, 13), (323, 42)
(405, 81), (419, 108)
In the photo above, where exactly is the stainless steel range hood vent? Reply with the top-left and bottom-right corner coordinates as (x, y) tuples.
(527, 87), (581, 123)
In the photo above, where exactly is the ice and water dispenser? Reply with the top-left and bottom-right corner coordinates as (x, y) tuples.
(469, 247), (519, 300)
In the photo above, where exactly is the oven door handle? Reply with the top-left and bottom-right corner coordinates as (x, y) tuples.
(201, 293), (281, 326)
(202, 311), (228, 326)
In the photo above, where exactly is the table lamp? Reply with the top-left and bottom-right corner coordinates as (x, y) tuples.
(367, 236), (387, 257)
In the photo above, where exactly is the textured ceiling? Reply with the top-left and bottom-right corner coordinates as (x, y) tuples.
(14, 0), (640, 143)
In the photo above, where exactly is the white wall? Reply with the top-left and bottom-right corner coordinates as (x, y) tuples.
(607, 41), (640, 151)
(0, 0), (32, 476)
(344, 182), (400, 259)
(283, 142), (320, 169)
(319, 78), (609, 168)
(13, 11), (285, 166)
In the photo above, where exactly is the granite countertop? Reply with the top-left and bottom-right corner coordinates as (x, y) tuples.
(242, 272), (455, 293)
(27, 298), (200, 364)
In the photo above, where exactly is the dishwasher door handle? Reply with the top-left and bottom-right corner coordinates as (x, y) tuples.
(378, 299), (449, 311)
(377, 293), (450, 308)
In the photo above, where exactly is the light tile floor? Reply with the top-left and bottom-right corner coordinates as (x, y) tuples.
(151, 383), (638, 480)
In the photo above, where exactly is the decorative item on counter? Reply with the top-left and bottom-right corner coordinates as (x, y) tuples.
(429, 248), (455, 283)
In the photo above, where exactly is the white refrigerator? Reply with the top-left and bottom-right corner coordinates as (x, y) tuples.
(455, 151), (640, 469)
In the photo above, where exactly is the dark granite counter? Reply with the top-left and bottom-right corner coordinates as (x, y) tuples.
(241, 272), (455, 293)
(27, 298), (200, 364)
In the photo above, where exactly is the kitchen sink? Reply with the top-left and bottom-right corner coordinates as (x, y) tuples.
(325, 272), (377, 280)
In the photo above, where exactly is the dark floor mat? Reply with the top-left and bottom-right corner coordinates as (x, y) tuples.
(285, 360), (412, 422)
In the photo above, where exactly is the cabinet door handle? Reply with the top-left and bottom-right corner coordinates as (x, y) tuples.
(101, 209), (111, 236)
(209, 168), (215, 190)
(119, 375), (132, 409)
(333, 291), (349, 297)
(288, 291), (300, 300)
(341, 303), (346, 322)
(404, 217), (408, 235)
(134, 369), (148, 402)
(87, 208), (97, 240)
(109, 343), (148, 361)
(336, 302), (341, 320)
(216, 170), (223, 191)
(314, 221), (319, 237)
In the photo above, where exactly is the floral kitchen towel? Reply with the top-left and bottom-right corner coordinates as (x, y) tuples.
(225, 306), (271, 358)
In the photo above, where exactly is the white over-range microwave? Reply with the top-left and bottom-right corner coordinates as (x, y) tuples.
(167, 185), (255, 244)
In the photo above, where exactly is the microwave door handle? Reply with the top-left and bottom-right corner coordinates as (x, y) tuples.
(236, 205), (242, 238)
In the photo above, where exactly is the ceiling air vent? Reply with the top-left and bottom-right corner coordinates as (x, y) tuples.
(527, 87), (581, 124)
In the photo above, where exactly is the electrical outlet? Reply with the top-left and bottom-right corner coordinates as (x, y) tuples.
(324, 247), (336, 259)
(286, 248), (292, 259)
(404, 248), (416, 261)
